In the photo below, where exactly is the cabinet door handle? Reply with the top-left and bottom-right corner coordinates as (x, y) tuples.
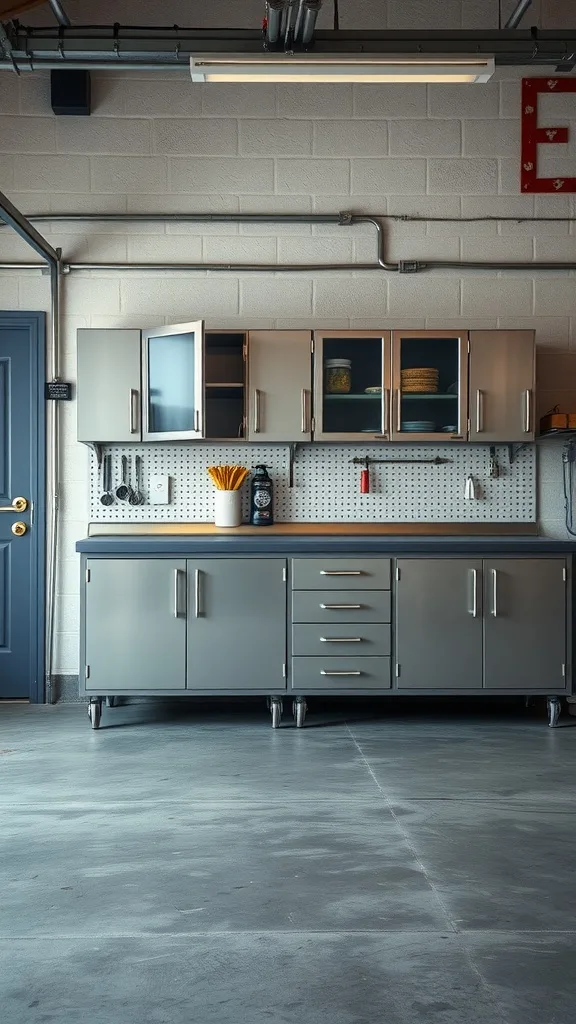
(253, 389), (261, 433)
(320, 670), (362, 677)
(469, 568), (478, 617)
(301, 388), (310, 434)
(320, 603), (362, 609)
(396, 387), (402, 433)
(523, 389), (532, 433)
(381, 388), (390, 436)
(195, 569), (202, 617)
(173, 569), (181, 618)
(195, 409), (200, 434)
(320, 570), (362, 576)
(129, 389), (139, 434)
(320, 637), (362, 643)
(475, 389), (484, 433)
(491, 568), (498, 617)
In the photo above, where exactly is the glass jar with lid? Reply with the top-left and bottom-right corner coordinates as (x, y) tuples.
(325, 358), (352, 394)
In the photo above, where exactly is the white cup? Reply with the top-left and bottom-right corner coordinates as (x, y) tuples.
(214, 489), (242, 528)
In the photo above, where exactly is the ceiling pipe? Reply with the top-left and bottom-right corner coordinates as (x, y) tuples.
(505, 0), (533, 29)
(48, 0), (71, 27)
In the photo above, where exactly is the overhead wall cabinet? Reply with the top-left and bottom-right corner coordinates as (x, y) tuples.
(77, 325), (535, 445)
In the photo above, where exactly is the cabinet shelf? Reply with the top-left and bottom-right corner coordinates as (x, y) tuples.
(324, 393), (382, 400)
(401, 393), (458, 400)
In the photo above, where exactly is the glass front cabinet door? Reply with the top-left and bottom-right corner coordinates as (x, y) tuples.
(391, 330), (468, 442)
(142, 321), (205, 441)
(313, 331), (392, 442)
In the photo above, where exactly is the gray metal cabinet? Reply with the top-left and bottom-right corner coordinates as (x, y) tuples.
(483, 558), (566, 690)
(186, 559), (286, 690)
(77, 329), (141, 442)
(84, 559), (186, 690)
(247, 330), (312, 442)
(469, 330), (535, 442)
(395, 559), (483, 689)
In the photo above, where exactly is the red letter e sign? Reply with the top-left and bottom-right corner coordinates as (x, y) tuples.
(521, 77), (576, 193)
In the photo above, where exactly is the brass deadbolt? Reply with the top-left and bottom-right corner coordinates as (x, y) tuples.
(11, 521), (27, 536)
(12, 497), (28, 513)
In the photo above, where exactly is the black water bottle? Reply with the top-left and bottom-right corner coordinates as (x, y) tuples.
(250, 465), (274, 526)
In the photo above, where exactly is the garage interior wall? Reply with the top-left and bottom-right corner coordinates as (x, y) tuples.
(0, 0), (575, 680)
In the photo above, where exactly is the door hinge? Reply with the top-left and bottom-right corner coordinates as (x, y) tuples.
(395, 566), (400, 582)
(85, 567), (91, 584)
(563, 566), (567, 582)
(562, 663), (566, 677)
(282, 662), (287, 678)
(395, 663), (401, 677)
(282, 566), (287, 582)
(85, 664), (90, 679)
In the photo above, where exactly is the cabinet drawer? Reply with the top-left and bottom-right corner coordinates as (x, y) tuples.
(291, 657), (391, 690)
(291, 558), (391, 591)
(293, 623), (391, 657)
(292, 590), (391, 624)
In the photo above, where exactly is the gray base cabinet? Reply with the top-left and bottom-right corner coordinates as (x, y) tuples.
(84, 558), (186, 690)
(395, 557), (567, 692)
(395, 559), (483, 690)
(483, 559), (566, 690)
(187, 559), (286, 690)
(80, 551), (571, 729)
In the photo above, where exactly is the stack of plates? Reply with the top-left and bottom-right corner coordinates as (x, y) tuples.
(401, 367), (439, 394)
(401, 420), (436, 432)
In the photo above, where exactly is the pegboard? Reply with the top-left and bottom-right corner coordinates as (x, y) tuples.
(89, 443), (536, 523)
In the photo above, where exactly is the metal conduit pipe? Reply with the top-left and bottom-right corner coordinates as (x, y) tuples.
(46, 260), (61, 703)
(265, 0), (287, 45)
(1, 211), (576, 272)
(301, 0), (323, 46)
(48, 0), (71, 27)
(505, 0), (533, 30)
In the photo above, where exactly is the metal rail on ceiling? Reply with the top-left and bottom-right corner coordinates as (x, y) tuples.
(2, 26), (576, 69)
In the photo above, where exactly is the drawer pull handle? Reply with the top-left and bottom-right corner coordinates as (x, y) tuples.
(320, 670), (362, 677)
(320, 603), (362, 610)
(320, 570), (363, 576)
(320, 637), (362, 643)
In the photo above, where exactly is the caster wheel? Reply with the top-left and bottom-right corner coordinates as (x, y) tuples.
(547, 696), (562, 729)
(88, 701), (102, 730)
(293, 698), (307, 728)
(270, 699), (283, 729)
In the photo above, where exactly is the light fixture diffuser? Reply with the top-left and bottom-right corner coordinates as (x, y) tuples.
(190, 54), (495, 84)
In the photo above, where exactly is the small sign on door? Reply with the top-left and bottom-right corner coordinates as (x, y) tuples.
(45, 380), (72, 401)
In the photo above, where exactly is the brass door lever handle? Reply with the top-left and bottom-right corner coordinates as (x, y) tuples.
(0, 497), (28, 513)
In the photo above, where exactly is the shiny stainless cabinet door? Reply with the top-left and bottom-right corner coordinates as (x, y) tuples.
(77, 329), (142, 442)
(84, 559), (187, 690)
(187, 559), (287, 690)
(395, 559), (483, 689)
(247, 331), (312, 442)
(469, 330), (535, 442)
(483, 559), (566, 690)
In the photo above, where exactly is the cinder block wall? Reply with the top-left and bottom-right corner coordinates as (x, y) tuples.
(1, 2), (576, 677)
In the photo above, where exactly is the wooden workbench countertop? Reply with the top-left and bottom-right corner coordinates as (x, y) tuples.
(88, 522), (537, 537)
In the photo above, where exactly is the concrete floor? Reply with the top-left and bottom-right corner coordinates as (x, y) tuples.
(1, 699), (576, 1024)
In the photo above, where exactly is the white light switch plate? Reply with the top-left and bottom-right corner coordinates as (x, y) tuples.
(149, 474), (170, 504)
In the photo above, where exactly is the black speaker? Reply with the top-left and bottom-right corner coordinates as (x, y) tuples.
(50, 70), (91, 116)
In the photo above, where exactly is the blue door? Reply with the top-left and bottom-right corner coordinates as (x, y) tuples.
(0, 313), (45, 700)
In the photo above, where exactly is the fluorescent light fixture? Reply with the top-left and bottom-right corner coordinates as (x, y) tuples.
(190, 54), (495, 84)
